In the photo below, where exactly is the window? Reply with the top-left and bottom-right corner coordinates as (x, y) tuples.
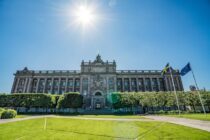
(124, 78), (130, 91)
(60, 79), (66, 87)
(145, 78), (151, 91)
(159, 78), (165, 91)
(131, 78), (137, 91)
(68, 79), (73, 87)
(95, 92), (102, 96)
(152, 78), (158, 91)
(75, 79), (80, 87)
(138, 78), (144, 91)
(117, 78), (122, 91)
(53, 79), (59, 87)
(108, 78), (114, 91)
(46, 79), (52, 87)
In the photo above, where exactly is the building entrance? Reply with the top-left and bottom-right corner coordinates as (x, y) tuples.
(91, 92), (105, 109)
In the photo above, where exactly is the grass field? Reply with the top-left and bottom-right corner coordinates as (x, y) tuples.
(165, 113), (210, 121)
(1, 117), (210, 140)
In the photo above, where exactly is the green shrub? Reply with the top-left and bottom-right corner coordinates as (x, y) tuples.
(0, 107), (5, 112)
(157, 110), (167, 114)
(1, 109), (17, 119)
(168, 110), (180, 114)
(0, 108), (5, 118)
(57, 93), (83, 109)
(0, 93), (55, 108)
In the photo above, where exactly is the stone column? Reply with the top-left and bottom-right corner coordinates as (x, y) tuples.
(106, 77), (109, 94)
(157, 77), (160, 92)
(122, 78), (124, 92)
(36, 78), (40, 93)
(150, 78), (153, 91)
(143, 78), (146, 91)
(136, 78), (139, 92)
(168, 76), (172, 91)
(23, 78), (28, 93)
(178, 77), (181, 91)
(14, 78), (20, 93)
(11, 77), (17, 93)
(80, 77), (83, 94)
(88, 76), (91, 96)
(73, 78), (75, 92)
(50, 77), (54, 93)
(129, 78), (131, 92)
(58, 78), (61, 94)
(163, 76), (169, 91)
(178, 76), (184, 91)
(114, 77), (117, 92)
(43, 78), (47, 93)
(26, 77), (33, 93)
(65, 78), (68, 93)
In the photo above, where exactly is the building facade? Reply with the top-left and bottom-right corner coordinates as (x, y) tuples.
(11, 55), (183, 109)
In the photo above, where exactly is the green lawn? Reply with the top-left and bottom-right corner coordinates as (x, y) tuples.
(166, 113), (210, 121)
(0, 117), (210, 140)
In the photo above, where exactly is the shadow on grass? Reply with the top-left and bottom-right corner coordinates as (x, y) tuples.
(48, 128), (134, 140)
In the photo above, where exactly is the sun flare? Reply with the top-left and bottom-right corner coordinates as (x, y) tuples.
(75, 5), (95, 26)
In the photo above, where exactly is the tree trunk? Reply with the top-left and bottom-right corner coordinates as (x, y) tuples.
(192, 105), (196, 112)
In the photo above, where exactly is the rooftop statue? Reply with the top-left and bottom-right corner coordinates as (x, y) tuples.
(94, 54), (103, 63)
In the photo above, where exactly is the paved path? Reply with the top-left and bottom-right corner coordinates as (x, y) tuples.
(145, 115), (210, 132)
(0, 115), (152, 124)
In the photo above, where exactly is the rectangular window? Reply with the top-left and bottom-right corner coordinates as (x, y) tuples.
(152, 78), (158, 91)
(145, 78), (151, 91)
(138, 78), (144, 91)
(117, 78), (122, 91)
(68, 79), (73, 87)
(159, 78), (165, 91)
(124, 78), (130, 91)
(131, 78), (137, 92)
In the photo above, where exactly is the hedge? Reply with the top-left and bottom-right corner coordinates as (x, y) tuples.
(57, 93), (83, 109)
(110, 91), (210, 113)
(0, 108), (17, 119)
(0, 108), (5, 118)
(0, 93), (56, 108)
(0, 91), (210, 114)
(0, 93), (83, 109)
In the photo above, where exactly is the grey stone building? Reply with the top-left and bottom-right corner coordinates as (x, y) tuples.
(11, 55), (183, 109)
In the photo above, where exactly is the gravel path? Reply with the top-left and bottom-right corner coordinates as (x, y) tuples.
(144, 115), (210, 132)
(0, 115), (152, 124)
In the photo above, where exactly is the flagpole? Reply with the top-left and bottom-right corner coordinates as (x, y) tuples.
(169, 68), (181, 116)
(190, 65), (206, 115)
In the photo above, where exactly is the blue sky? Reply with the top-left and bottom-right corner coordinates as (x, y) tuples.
(0, 0), (210, 92)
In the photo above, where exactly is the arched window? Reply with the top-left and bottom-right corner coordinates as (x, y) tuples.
(95, 92), (102, 96)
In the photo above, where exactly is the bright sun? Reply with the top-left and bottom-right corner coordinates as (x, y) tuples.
(75, 5), (95, 26)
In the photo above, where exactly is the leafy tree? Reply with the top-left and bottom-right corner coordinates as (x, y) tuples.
(186, 92), (200, 112)
(57, 93), (83, 108)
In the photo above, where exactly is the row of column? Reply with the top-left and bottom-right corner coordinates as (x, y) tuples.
(12, 75), (183, 93)
(117, 76), (183, 92)
(12, 77), (81, 94)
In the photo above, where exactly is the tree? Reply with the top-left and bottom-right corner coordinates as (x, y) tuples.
(186, 92), (200, 112)
(56, 93), (83, 109)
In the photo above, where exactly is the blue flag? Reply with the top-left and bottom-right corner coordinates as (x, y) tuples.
(180, 63), (191, 76)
